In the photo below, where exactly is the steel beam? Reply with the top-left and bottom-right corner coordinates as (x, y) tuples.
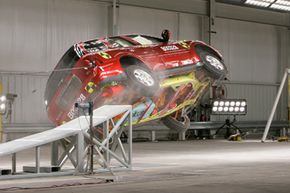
(262, 69), (289, 142)
(35, 146), (40, 173)
(12, 153), (16, 175)
(76, 132), (85, 173)
(128, 109), (132, 167)
(209, 0), (216, 45)
(51, 141), (59, 166)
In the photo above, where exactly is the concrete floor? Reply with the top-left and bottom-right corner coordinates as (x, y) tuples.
(1, 140), (290, 192)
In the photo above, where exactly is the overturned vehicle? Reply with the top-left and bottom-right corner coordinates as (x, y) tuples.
(45, 30), (227, 131)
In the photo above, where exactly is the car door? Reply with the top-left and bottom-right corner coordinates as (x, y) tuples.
(157, 41), (194, 70)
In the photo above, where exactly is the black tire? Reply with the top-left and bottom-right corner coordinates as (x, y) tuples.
(125, 65), (159, 96)
(195, 46), (227, 80)
(162, 114), (190, 132)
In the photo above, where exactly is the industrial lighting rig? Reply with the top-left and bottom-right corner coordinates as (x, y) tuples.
(211, 99), (247, 139)
(211, 99), (247, 115)
(0, 93), (17, 116)
(0, 93), (17, 143)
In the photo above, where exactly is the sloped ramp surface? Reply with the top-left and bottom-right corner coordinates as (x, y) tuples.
(0, 105), (131, 157)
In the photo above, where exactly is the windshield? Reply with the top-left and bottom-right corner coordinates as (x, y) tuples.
(127, 35), (163, 45)
(108, 37), (134, 48)
(45, 46), (79, 106)
(56, 75), (82, 110)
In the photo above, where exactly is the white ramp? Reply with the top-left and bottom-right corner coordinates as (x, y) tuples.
(0, 105), (132, 177)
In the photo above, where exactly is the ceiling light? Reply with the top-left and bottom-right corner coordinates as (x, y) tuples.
(245, 0), (273, 7)
(270, 3), (290, 11)
(276, 0), (290, 6)
(245, 0), (290, 11)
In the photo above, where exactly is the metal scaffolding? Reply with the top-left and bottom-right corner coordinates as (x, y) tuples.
(0, 105), (132, 179)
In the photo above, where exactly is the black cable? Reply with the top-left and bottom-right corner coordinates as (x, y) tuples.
(0, 66), (93, 76)
(0, 179), (110, 191)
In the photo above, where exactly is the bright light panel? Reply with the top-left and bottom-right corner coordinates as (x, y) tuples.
(0, 103), (5, 110)
(213, 101), (219, 107)
(211, 99), (247, 115)
(0, 95), (6, 102)
(0, 103), (6, 114)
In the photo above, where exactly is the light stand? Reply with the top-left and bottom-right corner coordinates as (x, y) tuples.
(214, 115), (243, 139)
(75, 101), (94, 174)
(211, 99), (247, 139)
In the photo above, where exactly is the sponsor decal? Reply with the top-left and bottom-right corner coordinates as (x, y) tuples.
(98, 51), (112, 59)
(181, 59), (193, 65)
(160, 45), (179, 52)
(179, 41), (190, 49)
(67, 93), (86, 119)
(85, 82), (97, 94)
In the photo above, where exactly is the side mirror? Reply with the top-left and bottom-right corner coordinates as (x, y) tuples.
(161, 29), (170, 43)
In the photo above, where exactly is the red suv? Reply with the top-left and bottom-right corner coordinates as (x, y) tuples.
(45, 31), (227, 130)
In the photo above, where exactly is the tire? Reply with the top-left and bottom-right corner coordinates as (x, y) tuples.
(162, 114), (190, 132)
(125, 65), (159, 96)
(195, 46), (227, 80)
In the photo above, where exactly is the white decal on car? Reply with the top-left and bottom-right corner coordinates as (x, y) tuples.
(181, 59), (193, 65)
(67, 93), (86, 119)
(160, 45), (179, 52)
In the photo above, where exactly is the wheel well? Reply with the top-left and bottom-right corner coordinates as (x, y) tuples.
(194, 44), (222, 60)
(120, 56), (146, 69)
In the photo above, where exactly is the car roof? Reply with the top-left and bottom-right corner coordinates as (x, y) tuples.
(82, 34), (164, 45)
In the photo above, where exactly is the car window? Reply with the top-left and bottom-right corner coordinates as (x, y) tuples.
(45, 46), (79, 106)
(127, 35), (163, 45)
(57, 75), (82, 110)
(83, 41), (107, 53)
(108, 37), (134, 48)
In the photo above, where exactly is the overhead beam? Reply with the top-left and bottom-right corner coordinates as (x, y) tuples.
(118, 0), (208, 15)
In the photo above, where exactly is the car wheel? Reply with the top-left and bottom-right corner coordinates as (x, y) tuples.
(162, 116), (190, 132)
(196, 47), (227, 80)
(162, 111), (190, 132)
(125, 65), (159, 96)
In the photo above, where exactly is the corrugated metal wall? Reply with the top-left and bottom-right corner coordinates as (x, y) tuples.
(211, 82), (278, 121)
(0, 74), (49, 124)
(0, 0), (110, 125)
(210, 18), (287, 121)
(118, 5), (203, 41)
